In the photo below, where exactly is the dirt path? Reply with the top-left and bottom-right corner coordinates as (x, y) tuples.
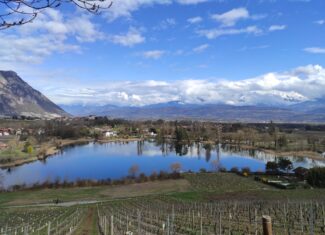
(73, 207), (99, 235)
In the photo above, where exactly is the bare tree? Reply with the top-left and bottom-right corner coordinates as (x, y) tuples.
(211, 159), (221, 172)
(0, 0), (112, 29)
(128, 164), (139, 178)
(170, 162), (181, 173)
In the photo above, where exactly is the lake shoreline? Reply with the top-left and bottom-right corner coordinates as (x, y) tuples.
(0, 137), (143, 169)
(232, 144), (325, 161)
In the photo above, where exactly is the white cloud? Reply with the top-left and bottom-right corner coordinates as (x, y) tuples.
(176, 0), (208, 4)
(193, 44), (209, 53)
(0, 9), (103, 66)
(187, 16), (203, 24)
(39, 65), (325, 107)
(154, 18), (176, 30)
(66, 15), (105, 42)
(104, 0), (172, 21)
(304, 47), (325, 54)
(314, 20), (325, 25)
(142, 50), (166, 59)
(239, 45), (270, 51)
(104, 0), (207, 21)
(110, 27), (145, 47)
(198, 26), (261, 39)
(211, 8), (250, 27)
(269, 25), (287, 31)
(0, 35), (80, 65)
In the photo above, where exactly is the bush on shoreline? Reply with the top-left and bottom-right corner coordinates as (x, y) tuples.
(1, 171), (183, 192)
(307, 167), (325, 188)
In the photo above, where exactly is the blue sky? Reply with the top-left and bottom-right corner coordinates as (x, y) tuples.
(0, 0), (325, 106)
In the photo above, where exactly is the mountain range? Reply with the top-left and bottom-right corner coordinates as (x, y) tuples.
(0, 71), (68, 118)
(0, 70), (324, 122)
(61, 99), (325, 123)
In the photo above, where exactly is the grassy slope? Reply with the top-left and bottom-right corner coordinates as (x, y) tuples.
(0, 179), (190, 206)
(1, 173), (325, 207)
(173, 173), (325, 201)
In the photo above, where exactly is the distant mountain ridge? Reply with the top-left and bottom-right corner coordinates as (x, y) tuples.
(289, 97), (325, 115)
(0, 71), (69, 118)
(61, 100), (325, 123)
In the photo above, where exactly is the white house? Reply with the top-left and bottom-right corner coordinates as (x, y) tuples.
(37, 129), (45, 135)
(104, 130), (117, 138)
(149, 132), (157, 137)
(0, 128), (10, 136)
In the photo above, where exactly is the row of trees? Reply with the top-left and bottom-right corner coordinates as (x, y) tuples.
(128, 163), (182, 178)
(3, 118), (325, 155)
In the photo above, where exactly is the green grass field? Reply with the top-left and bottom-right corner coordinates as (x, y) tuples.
(1, 173), (325, 208)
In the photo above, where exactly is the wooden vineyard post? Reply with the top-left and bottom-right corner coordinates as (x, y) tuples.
(104, 216), (107, 235)
(47, 222), (51, 235)
(300, 204), (304, 234)
(126, 215), (129, 232)
(138, 210), (141, 235)
(200, 213), (203, 235)
(167, 215), (170, 235)
(219, 211), (222, 235)
(110, 215), (114, 235)
(262, 216), (272, 235)
(310, 205), (314, 235)
(255, 208), (258, 235)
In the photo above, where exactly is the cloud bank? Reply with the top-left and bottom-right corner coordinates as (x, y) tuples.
(42, 65), (325, 107)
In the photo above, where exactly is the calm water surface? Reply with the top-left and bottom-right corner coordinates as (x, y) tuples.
(0, 141), (324, 188)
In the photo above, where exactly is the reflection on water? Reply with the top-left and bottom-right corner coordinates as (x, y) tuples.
(0, 141), (324, 188)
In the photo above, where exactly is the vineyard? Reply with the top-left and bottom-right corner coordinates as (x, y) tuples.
(0, 207), (85, 235)
(1, 198), (325, 235)
(1, 173), (325, 235)
(97, 197), (325, 235)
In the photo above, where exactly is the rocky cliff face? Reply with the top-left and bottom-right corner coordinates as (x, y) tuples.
(0, 71), (69, 118)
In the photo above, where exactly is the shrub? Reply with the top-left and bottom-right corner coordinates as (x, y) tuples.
(150, 171), (158, 181)
(158, 170), (168, 180)
(128, 164), (139, 178)
(307, 167), (325, 188)
(219, 167), (227, 172)
(170, 162), (182, 173)
(277, 158), (293, 173)
(230, 167), (239, 173)
(138, 173), (148, 183)
(266, 161), (278, 172)
(241, 167), (251, 176)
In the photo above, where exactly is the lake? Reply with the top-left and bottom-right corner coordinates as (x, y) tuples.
(1, 141), (324, 189)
